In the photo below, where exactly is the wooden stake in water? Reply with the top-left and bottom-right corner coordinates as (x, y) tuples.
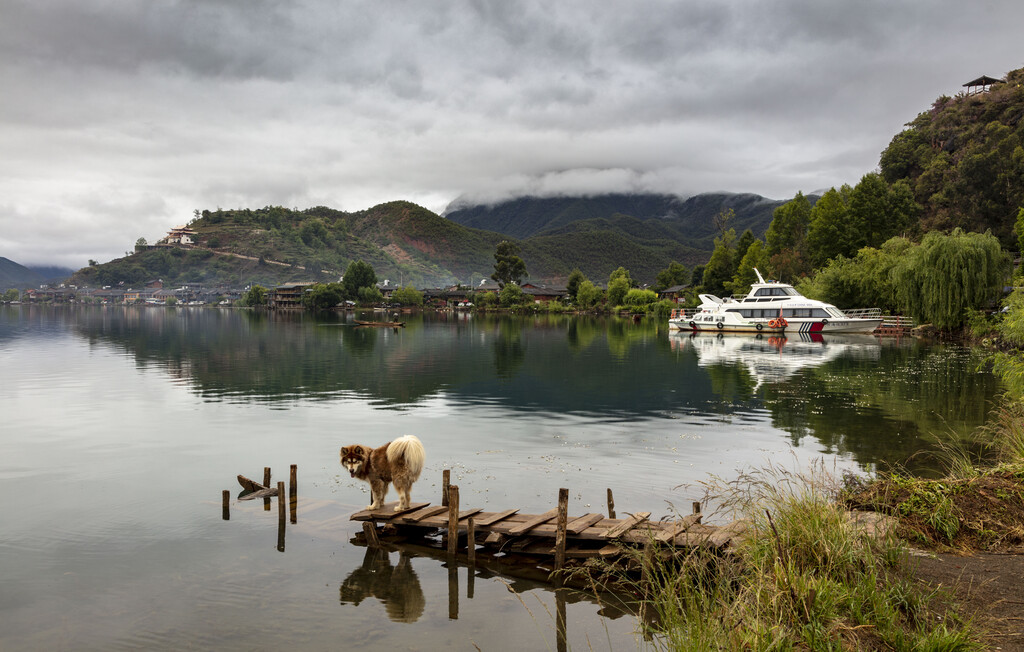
(264, 467), (272, 512)
(554, 488), (569, 571)
(607, 488), (616, 519)
(289, 464), (298, 524)
(222, 490), (230, 520)
(447, 485), (460, 557)
(362, 522), (380, 548)
(442, 469), (450, 507)
(467, 517), (476, 565)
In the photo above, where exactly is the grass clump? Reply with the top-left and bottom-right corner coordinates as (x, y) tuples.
(846, 401), (1024, 552)
(595, 461), (980, 650)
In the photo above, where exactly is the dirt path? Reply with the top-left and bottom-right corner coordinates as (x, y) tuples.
(910, 550), (1024, 650)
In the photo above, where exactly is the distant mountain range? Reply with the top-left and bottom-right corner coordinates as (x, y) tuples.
(0, 257), (75, 289)
(61, 192), (790, 289)
(445, 192), (786, 245)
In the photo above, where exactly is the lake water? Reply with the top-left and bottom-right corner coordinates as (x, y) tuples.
(0, 306), (1000, 650)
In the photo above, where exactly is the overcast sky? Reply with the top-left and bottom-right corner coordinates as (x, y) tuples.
(1, 0), (1021, 268)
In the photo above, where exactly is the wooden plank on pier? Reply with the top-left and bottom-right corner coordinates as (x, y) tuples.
(565, 513), (604, 534)
(350, 501), (429, 521)
(598, 543), (623, 556)
(603, 512), (650, 538)
(655, 513), (702, 542)
(484, 532), (506, 545)
(474, 509), (520, 526)
(506, 508), (559, 536)
(452, 505), (483, 522)
(401, 504), (448, 522)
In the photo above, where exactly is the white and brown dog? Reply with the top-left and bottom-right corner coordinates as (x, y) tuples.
(340, 435), (425, 511)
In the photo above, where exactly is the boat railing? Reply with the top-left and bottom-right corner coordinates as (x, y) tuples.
(843, 308), (882, 319)
(878, 314), (916, 330)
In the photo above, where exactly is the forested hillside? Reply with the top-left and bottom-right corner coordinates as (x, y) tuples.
(1, 257), (45, 288)
(879, 66), (1024, 245)
(445, 192), (785, 242)
(70, 199), (727, 288)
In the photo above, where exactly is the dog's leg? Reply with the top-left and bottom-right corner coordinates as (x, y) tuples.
(394, 477), (410, 511)
(369, 478), (388, 510)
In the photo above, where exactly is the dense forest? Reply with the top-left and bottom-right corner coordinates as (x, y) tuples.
(879, 67), (1024, 244)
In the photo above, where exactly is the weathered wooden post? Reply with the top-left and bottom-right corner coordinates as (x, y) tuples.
(263, 467), (272, 511)
(362, 522), (380, 548)
(276, 481), (286, 552)
(607, 488), (616, 519)
(222, 490), (230, 520)
(447, 484), (460, 557)
(692, 501), (701, 515)
(289, 464), (298, 524)
(442, 469), (450, 507)
(554, 488), (569, 571)
(467, 516), (476, 565)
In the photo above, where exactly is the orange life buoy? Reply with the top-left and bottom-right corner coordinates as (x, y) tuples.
(768, 319), (779, 328)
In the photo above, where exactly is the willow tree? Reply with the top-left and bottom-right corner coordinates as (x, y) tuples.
(893, 229), (1010, 330)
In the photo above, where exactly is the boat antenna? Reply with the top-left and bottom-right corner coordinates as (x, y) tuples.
(754, 268), (766, 284)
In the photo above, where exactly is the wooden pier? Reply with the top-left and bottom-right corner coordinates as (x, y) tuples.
(351, 471), (748, 583)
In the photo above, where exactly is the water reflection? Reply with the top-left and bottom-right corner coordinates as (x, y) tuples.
(672, 332), (881, 389)
(339, 549), (426, 623)
(3, 305), (1003, 474)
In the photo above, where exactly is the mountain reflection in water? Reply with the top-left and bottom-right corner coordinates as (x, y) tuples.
(34, 305), (999, 473)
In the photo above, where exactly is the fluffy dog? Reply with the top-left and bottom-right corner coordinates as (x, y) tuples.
(340, 435), (425, 511)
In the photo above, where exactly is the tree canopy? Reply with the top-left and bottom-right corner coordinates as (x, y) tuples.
(892, 228), (1009, 329)
(491, 240), (527, 288)
(342, 260), (377, 298)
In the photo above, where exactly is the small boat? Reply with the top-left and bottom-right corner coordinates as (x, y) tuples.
(669, 304), (794, 333)
(354, 319), (405, 327)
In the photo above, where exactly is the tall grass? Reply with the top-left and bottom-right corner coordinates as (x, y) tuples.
(599, 460), (980, 650)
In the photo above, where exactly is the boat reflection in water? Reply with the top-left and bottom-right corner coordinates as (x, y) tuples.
(670, 331), (881, 389)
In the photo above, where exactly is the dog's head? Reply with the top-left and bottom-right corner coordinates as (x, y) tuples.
(340, 445), (370, 478)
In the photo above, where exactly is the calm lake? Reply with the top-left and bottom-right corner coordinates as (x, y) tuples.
(0, 305), (1001, 650)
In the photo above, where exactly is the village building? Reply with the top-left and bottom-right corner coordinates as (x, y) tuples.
(269, 282), (317, 309)
(657, 284), (689, 303)
(162, 226), (198, 245)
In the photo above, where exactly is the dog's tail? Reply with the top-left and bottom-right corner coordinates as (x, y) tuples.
(386, 435), (425, 481)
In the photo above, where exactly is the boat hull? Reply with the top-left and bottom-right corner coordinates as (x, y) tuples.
(669, 318), (789, 334)
(792, 318), (882, 334)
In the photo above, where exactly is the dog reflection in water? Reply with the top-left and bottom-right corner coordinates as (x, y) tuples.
(339, 548), (425, 623)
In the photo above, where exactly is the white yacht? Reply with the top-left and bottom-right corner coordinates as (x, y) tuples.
(694, 270), (882, 334)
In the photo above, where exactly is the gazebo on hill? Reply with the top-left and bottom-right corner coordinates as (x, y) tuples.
(963, 75), (1004, 95)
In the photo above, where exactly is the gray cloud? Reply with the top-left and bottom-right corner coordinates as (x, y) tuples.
(1, 0), (1022, 268)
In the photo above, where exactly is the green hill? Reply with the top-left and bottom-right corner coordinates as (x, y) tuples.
(444, 192), (785, 242)
(879, 66), (1024, 245)
(70, 198), (750, 288)
(1, 257), (45, 289)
